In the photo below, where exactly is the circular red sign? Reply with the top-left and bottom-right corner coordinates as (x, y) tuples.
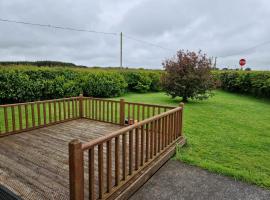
(239, 59), (246, 67)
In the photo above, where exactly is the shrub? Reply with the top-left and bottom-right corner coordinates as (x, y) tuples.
(219, 71), (270, 98)
(120, 71), (161, 93)
(161, 50), (214, 102)
(82, 72), (127, 97)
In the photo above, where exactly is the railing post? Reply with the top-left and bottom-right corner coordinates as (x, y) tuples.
(179, 103), (184, 136)
(69, 139), (84, 200)
(79, 94), (83, 118)
(120, 99), (125, 126)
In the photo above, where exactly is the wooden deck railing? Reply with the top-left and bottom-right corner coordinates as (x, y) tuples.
(0, 95), (184, 199)
(0, 97), (81, 136)
(0, 95), (175, 136)
(69, 104), (184, 200)
(81, 97), (175, 126)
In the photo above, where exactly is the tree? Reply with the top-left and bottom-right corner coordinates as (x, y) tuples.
(161, 50), (214, 102)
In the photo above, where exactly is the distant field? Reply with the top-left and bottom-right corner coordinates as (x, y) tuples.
(112, 90), (270, 188)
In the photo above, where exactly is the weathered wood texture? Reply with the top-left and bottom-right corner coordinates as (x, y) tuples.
(0, 119), (122, 200)
(0, 96), (183, 200)
(75, 106), (184, 200)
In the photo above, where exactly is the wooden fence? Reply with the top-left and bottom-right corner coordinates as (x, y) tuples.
(69, 104), (184, 200)
(0, 97), (81, 136)
(0, 95), (175, 136)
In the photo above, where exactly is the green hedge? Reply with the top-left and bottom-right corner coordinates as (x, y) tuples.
(217, 71), (270, 98)
(0, 66), (162, 104)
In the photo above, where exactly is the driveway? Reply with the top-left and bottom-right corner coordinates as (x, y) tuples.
(130, 161), (270, 200)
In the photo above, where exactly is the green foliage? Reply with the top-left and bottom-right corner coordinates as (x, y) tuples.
(0, 65), (162, 104)
(120, 71), (162, 93)
(161, 50), (214, 102)
(218, 71), (270, 98)
(112, 91), (270, 188)
(82, 72), (127, 97)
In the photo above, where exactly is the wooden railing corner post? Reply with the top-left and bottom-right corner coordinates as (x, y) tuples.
(120, 98), (125, 126)
(179, 102), (184, 109)
(69, 139), (84, 200)
(79, 94), (83, 118)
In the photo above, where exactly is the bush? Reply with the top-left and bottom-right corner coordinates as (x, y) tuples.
(219, 71), (270, 98)
(0, 65), (162, 104)
(161, 50), (214, 102)
(120, 71), (161, 93)
(82, 72), (127, 97)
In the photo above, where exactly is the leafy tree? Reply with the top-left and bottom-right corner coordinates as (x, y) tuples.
(161, 50), (214, 102)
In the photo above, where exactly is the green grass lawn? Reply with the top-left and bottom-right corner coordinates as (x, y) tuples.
(112, 90), (270, 188)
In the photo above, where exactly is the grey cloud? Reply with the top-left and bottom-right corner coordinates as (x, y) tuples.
(0, 0), (269, 69)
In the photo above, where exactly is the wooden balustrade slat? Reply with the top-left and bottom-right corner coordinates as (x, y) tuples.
(115, 136), (120, 186)
(145, 123), (149, 162)
(98, 144), (104, 199)
(4, 107), (8, 132)
(162, 117), (165, 150)
(11, 106), (16, 131)
(37, 103), (41, 126)
(63, 101), (67, 120)
(18, 105), (22, 130)
(110, 101), (113, 123)
(137, 105), (140, 122)
(102, 101), (105, 122)
(31, 104), (35, 127)
(129, 130), (133, 175)
(48, 102), (52, 123)
(114, 102), (117, 124)
(89, 148), (95, 200)
(99, 100), (101, 120)
(43, 103), (47, 125)
(95, 100), (98, 120)
(142, 105), (145, 121)
(84, 99), (87, 118)
(165, 115), (168, 146)
(158, 118), (161, 153)
(135, 127), (139, 170)
(68, 100), (71, 119)
(58, 101), (61, 122)
(153, 120), (157, 156)
(25, 105), (29, 129)
(140, 125), (144, 166)
(122, 133), (127, 180)
(132, 104), (135, 122)
(75, 99), (77, 118)
(106, 101), (109, 122)
(107, 140), (112, 193)
(127, 104), (130, 122)
(150, 121), (153, 159)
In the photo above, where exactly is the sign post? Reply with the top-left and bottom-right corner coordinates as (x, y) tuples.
(239, 58), (246, 70)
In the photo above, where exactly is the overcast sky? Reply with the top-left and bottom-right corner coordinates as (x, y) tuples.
(0, 0), (269, 70)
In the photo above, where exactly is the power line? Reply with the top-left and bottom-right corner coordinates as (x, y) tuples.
(0, 18), (118, 35)
(123, 34), (175, 52)
(219, 40), (270, 58)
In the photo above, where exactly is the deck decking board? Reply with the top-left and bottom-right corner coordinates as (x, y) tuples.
(0, 119), (122, 200)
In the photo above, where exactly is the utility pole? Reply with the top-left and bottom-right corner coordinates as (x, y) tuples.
(120, 32), (123, 68)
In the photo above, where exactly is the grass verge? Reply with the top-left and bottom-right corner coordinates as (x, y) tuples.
(112, 90), (270, 188)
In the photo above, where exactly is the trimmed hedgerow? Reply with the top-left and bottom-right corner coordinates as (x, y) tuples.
(120, 71), (162, 93)
(218, 71), (270, 98)
(82, 72), (127, 97)
(0, 66), (162, 104)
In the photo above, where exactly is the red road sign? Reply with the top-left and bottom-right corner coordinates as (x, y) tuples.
(239, 59), (246, 67)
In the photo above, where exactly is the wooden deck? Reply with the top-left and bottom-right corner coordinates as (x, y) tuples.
(0, 119), (122, 200)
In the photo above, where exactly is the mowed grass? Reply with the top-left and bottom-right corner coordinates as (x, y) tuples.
(112, 90), (270, 188)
